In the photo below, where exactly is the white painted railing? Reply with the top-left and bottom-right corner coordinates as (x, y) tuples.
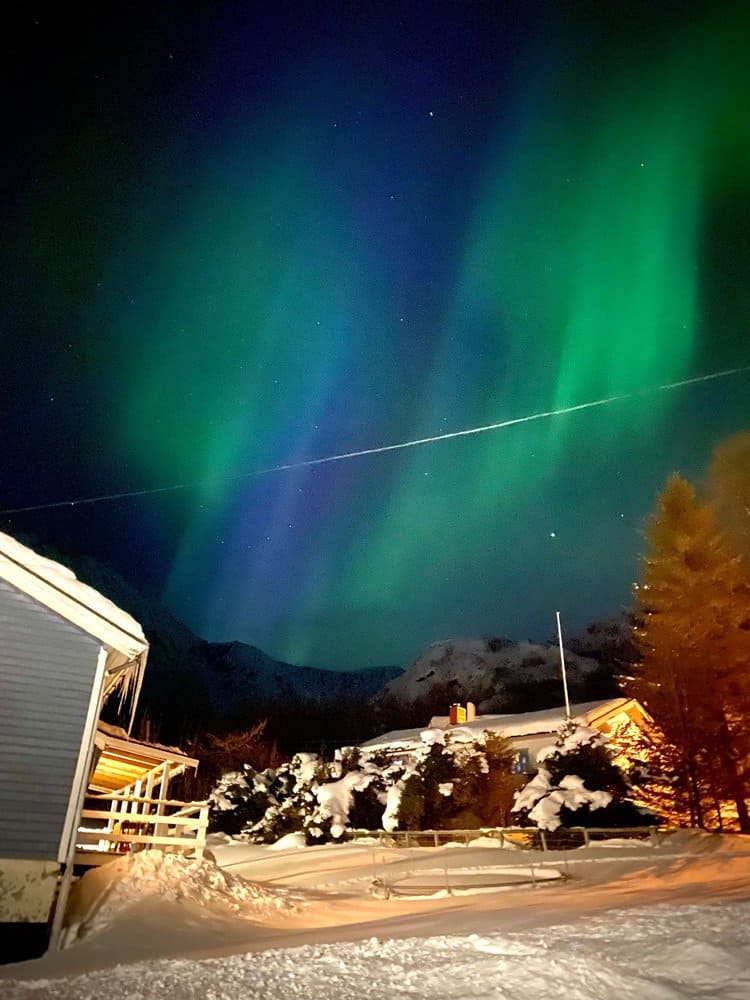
(76, 794), (209, 863)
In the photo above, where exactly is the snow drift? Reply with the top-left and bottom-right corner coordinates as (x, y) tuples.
(62, 850), (300, 946)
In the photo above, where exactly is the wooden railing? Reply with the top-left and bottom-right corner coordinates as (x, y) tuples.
(76, 794), (209, 865)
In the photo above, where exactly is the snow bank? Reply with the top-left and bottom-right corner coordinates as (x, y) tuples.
(63, 850), (299, 946)
(268, 832), (307, 851)
(7, 900), (750, 999)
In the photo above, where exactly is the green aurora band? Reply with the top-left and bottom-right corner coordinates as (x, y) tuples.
(105, 7), (750, 665)
(327, 10), (750, 665)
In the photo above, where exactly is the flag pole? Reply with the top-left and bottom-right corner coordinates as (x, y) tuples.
(555, 610), (571, 719)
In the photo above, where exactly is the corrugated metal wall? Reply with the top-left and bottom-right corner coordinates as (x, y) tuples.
(0, 578), (100, 860)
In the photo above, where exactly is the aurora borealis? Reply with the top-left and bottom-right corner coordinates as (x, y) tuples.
(2, 2), (749, 668)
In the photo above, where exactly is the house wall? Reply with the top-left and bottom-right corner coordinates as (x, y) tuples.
(0, 859), (60, 922)
(506, 733), (559, 770)
(0, 577), (101, 863)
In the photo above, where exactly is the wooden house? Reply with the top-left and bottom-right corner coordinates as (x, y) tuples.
(426, 697), (651, 772)
(361, 697), (651, 773)
(0, 532), (206, 960)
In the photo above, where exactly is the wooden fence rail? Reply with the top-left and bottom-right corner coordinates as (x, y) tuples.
(347, 825), (664, 851)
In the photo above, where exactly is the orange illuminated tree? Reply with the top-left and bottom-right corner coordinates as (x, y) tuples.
(630, 472), (750, 831)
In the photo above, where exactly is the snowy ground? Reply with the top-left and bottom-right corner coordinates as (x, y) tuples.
(3, 830), (750, 998)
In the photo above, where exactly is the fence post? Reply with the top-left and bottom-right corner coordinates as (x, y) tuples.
(583, 828), (590, 849)
(194, 803), (208, 860)
(434, 831), (439, 848)
(153, 763), (169, 839)
(539, 829), (547, 854)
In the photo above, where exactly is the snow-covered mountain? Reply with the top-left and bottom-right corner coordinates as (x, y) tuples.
(15, 533), (628, 744)
(376, 637), (605, 713)
(194, 640), (401, 714)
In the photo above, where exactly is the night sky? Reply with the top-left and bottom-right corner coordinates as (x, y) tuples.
(2, 2), (749, 669)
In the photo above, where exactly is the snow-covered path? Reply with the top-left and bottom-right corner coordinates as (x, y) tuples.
(4, 900), (750, 999)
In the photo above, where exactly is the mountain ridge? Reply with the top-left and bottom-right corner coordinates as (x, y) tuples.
(11, 533), (402, 741)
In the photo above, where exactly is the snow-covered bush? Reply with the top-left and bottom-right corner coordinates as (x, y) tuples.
(209, 727), (518, 843)
(210, 748), (389, 844)
(512, 719), (647, 831)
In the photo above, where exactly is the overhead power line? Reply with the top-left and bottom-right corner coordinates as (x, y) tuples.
(2, 363), (749, 516)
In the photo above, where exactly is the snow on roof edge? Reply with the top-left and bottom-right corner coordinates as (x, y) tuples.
(362, 698), (633, 749)
(0, 531), (147, 652)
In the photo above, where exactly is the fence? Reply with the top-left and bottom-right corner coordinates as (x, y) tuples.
(75, 793), (209, 864)
(348, 825), (663, 852)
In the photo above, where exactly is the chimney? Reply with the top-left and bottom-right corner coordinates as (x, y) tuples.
(449, 703), (467, 724)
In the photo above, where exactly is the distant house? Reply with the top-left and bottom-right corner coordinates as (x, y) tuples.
(361, 697), (651, 773)
(0, 532), (204, 961)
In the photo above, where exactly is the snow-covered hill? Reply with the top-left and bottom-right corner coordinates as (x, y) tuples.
(377, 637), (603, 712)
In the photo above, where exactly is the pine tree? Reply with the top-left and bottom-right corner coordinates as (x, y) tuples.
(707, 434), (750, 820)
(630, 473), (750, 831)
(512, 719), (644, 831)
(478, 732), (524, 827)
(709, 431), (750, 561)
(607, 715), (692, 826)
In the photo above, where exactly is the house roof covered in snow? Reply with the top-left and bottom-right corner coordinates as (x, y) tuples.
(0, 531), (149, 724)
(360, 698), (647, 751)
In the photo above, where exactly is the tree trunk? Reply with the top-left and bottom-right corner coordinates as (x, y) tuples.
(687, 756), (704, 828)
(716, 714), (750, 832)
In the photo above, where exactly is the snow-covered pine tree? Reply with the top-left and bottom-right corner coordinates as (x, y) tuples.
(512, 718), (645, 831)
(464, 731), (520, 828)
(395, 730), (517, 831)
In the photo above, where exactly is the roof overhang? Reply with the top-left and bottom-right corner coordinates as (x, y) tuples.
(90, 725), (199, 793)
(583, 696), (653, 729)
